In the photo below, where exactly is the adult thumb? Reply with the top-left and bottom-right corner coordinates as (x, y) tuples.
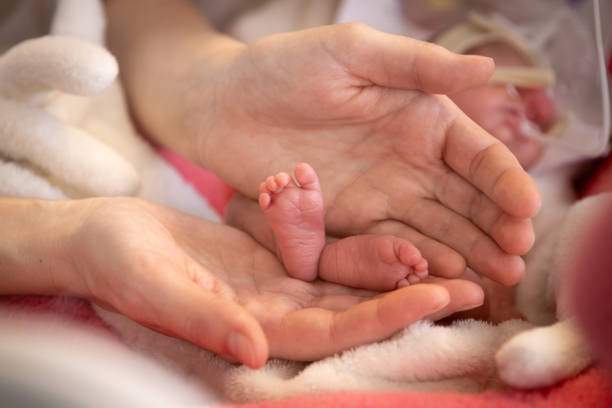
(330, 23), (494, 94)
(131, 275), (269, 369)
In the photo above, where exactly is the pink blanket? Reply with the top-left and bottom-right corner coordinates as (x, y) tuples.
(2, 148), (612, 407)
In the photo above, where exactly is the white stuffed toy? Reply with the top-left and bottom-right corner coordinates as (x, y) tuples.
(0, 0), (137, 199)
(0, 0), (218, 220)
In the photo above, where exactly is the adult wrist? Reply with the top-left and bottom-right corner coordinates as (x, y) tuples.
(0, 198), (91, 297)
(105, 0), (246, 165)
(184, 39), (247, 169)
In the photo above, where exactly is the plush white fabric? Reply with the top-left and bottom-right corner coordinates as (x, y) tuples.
(96, 306), (534, 401)
(0, 0), (218, 221)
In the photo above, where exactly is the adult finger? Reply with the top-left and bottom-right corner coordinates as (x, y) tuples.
(325, 23), (495, 94)
(122, 267), (269, 369)
(389, 195), (525, 285)
(268, 284), (451, 361)
(433, 167), (535, 255)
(309, 277), (483, 316)
(443, 100), (541, 219)
(422, 278), (485, 321)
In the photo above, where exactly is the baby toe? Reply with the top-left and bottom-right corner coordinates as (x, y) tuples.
(294, 163), (319, 190)
(265, 176), (279, 192)
(274, 172), (292, 189)
(414, 259), (428, 276)
(407, 274), (421, 285)
(396, 278), (411, 288)
(415, 269), (428, 279)
(259, 192), (271, 210)
(398, 242), (422, 265)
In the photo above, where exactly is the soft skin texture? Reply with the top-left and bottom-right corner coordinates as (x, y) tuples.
(106, 0), (540, 286)
(257, 163), (429, 290)
(0, 197), (484, 367)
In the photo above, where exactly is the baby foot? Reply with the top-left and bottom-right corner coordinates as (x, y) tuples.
(319, 235), (428, 291)
(259, 163), (325, 281)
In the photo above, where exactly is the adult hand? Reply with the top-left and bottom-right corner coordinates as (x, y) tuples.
(63, 197), (483, 366)
(107, 1), (540, 284)
(195, 24), (540, 285)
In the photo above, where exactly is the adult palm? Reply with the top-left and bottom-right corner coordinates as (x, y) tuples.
(197, 24), (540, 283)
(70, 198), (482, 367)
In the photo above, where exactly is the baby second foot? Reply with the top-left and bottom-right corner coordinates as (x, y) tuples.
(259, 163), (325, 281)
(319, 235), (428, 291)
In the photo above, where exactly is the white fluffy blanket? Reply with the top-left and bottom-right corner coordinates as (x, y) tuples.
(97, 307), (533, 402)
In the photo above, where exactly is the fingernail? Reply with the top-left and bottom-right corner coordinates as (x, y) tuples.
(456, 301), (484, 312)
(227, 332), (254, 367)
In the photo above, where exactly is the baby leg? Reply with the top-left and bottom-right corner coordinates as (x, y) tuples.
(319, 235), (428, 291)
(259, 163), (326, 281)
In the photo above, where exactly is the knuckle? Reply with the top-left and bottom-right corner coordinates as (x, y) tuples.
(334, 21), (372, 44)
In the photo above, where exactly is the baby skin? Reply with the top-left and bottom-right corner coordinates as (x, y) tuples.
(259, 163), (428, 291)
